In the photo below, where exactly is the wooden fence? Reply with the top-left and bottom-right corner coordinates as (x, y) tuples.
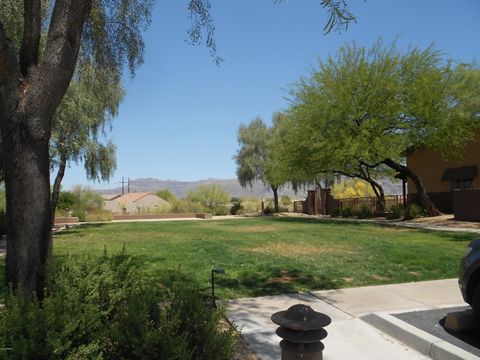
(336, 195), (405, 213)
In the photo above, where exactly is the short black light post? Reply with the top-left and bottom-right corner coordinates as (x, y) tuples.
(211, 268), (225, 308)
(272, 304), (331, 360)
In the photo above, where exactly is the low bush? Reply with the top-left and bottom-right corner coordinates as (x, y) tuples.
(387, 204), (404, 219)
(213, 206), (227, 216)
(263, 206), (274, 215)
(356, 205), (373, 219)
(341, 207), (353, 218)
(330, 207), (342, 217)
(85, 209), (113, 222)
(230, 201), (244, 215)
(404, 204), (426, 220)
(169, 199), (208, 214)
(71, 208), (86, 222)
(0, 252), (237, 359)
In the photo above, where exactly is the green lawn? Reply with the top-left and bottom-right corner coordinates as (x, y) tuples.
(1, 217), (474, 300)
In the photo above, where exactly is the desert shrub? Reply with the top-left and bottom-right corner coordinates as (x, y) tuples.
(85, 209), (113, 222)
(330, 207), (342, 217)
(186, 185), (230, 213)
(356, 205), (373, 219)
(213, 206), (227, 216)
(169, 199), (208, 214)
(240, 198), (262, 214)
(263, 206), (274, 215)
(71, 208), (86, 222)
(280, 195), (291, 207)
(387, 204), (404, 219)
(0, 253), (237, 360)
(341, 207), (353, 217)
(56, 191), (79, 213)
(230, 201), (244, 215)
(404, 204), (426, 220)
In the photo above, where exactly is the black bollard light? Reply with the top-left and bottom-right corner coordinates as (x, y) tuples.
(272, 304), (331, 360)
(211, 268), (225, 308)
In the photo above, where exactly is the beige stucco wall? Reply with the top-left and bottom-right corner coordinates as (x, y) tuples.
(407, 137), (480, 194)
(130, 194), (169, 214)
(104, 194), (169, 214)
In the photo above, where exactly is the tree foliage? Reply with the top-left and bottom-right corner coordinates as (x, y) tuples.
(284, 40), (480, 215)
(186, 184), (229, 213)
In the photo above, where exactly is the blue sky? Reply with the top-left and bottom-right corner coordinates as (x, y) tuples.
(60, 0), (480, 190)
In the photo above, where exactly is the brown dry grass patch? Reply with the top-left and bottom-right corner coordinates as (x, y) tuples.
(243, 242), (348, 257)
(200, 223), (282, 233)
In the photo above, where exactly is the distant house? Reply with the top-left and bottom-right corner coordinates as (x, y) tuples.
(103, 192), (169, 214)
(407, 136), (480, 220)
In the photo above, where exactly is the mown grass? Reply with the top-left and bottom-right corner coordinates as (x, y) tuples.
(1, 217), (474, 300)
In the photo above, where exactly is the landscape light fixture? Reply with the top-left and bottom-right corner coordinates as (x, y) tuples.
(211, 268), (225, 308)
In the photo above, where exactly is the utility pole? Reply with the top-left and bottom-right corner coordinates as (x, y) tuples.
(127, 178), (130, 193)
(118, 177), (127, 195)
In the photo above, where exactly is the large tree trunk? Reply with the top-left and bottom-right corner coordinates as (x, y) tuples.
(271, 186), (279, 213)
(0, 1), (92, 296)
(383, 158), (441, 217)
(3, 120), (52, 296)
(51, 153), (68, 225)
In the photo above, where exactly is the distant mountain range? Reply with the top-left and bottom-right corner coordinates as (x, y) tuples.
(96, 177), (403, 199)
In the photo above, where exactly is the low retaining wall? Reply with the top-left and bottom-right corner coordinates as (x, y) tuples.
(112, 213), (213, 221)
(54, 217), (80, 225)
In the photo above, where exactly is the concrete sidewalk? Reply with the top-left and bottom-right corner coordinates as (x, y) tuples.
(227, 279), (471, 360)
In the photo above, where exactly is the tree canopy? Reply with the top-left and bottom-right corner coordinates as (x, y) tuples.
(282, 40), (480, 215)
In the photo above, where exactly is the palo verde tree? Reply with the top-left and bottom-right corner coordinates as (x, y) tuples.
(0, 0), (357, 296)
(287, 40), (480, 216)
(50, 62), (123, 224)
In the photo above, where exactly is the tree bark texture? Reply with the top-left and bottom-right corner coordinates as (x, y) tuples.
(272, 186), (279, 213)
(366, 179), (386, 213)
(0, 0), (92, 296)
(51, 153), (67, 225)
(382, 158), (442, 217)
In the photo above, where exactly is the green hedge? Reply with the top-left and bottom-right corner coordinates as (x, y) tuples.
(0, 252), (237, 359)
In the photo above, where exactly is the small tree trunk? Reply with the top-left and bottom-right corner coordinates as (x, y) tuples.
(3, 121), (52, 297)
(272, 186), (279, 213)
(51, 153), (68, 225)
(383, 158), (441, 217)
(367, 180), (386, 213)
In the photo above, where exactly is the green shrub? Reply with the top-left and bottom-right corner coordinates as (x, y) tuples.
(169, 199), (207, 214)
(0, 253), (237, 359)
(330, 207), (342, 217)
(404, 204), (426, 220)
(230, 202), (244, 215)
(341, 207), (353, 217)
(263, 206), (274, 215)
(280, 195), (291, 207)
(356, 205), (373, 219)
(85, 209), (113, 222)
(71, 208), (86, 222)
(213, 206), (227, 216)
(387, 204), (404, 219)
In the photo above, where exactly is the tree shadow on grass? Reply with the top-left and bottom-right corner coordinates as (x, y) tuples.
(215, 267), (338, 298)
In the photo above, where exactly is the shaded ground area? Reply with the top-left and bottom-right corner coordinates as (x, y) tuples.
(394, 306), (480, 357)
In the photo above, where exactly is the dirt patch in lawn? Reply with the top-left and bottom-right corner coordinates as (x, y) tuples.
(244, 242), (347, 257)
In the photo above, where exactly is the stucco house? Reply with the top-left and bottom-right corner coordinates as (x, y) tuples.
(103, 192), (169, 214)
(406, 136), (480, 220)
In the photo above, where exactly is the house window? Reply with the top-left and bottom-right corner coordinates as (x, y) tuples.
(452, 178), (474, 190)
